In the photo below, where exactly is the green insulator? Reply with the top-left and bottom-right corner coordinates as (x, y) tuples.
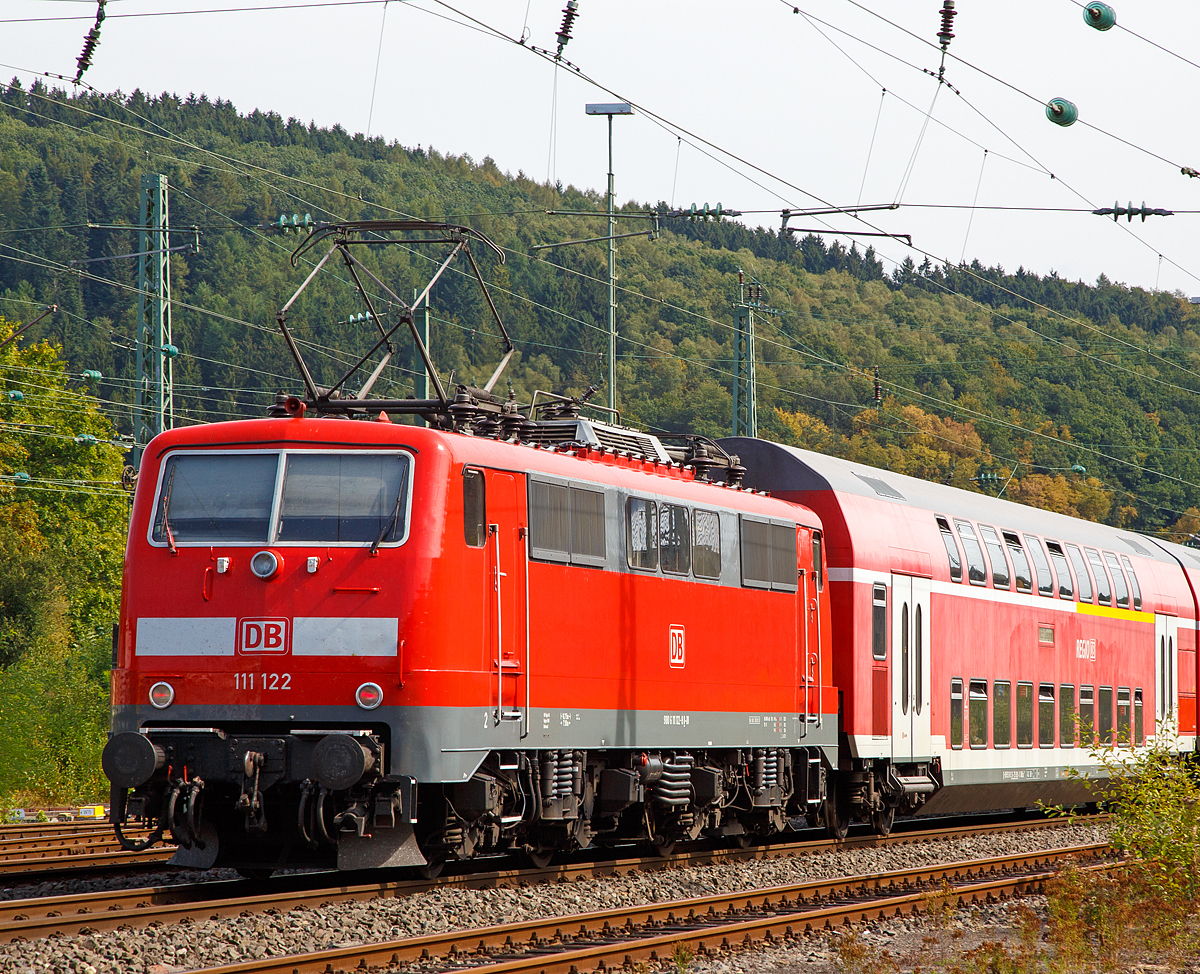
(1071, 463), (1087, 474)
(81, 369), (102, 381)
(1046, 97), (1078, 127)
(10, 471), (30, 485)
(74, 433), (98, 447)
(161, 343), (180, 358)
(6, 390), (23, 401)
(1084, 2), (1115, 30)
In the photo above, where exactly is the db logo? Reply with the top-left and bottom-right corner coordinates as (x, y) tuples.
(669, 626), (685, 669)
(239, 618), (289, 655)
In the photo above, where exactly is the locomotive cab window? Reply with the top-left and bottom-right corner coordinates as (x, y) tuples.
(154, 453), (279, 544)
(692, 509), (721, 579)
(1103, 552), (1130, 609)
(1066, 544), (1094, 603)
(955, 521), (988, 586)
(1120, 555), (1143, 610)
(969, 680), (988, 748)
(1045, 541), (1074, 600)
(626, 497), (658, 570)
(463, 468), (485, 547)
(979, 525), (1011, 590)
(871, 584), (887, 660)
(951, 678), (963, 749)
(276, 453), (410, 544)
(1025, 536), (1055, 597)
(937, 517), (963, 583)
(1003, 532), (1033, 593)
(993, 680), (1011, 748)
(1085, 548), (1112, 606)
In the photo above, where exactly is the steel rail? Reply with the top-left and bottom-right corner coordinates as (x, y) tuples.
(0, 843), (171, 877)
(0, 817), (1104, 942)
(177, 845), (1115, 974)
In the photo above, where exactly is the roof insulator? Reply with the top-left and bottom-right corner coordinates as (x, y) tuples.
(937, 0), (957, 49)
(555, 0), (579, 59)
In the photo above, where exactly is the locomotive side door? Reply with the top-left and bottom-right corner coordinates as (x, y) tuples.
(891, 574), (932, 762)
(485, 470), (527, 730)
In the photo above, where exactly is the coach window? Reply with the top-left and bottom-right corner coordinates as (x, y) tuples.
(692, 509), (721, 579)
(1080, 686), (1095, 745)
(872, 584), (887, 660)
(1117, 687), (1131, 747)
(812, 532), (824, 591)
(1039, 685), (1055, 747)
(951, 679), (964, 749)
(1098, 686), (1114, 745)
(1066, 544), (1094, 603)
(463, 469), (486, 547)
(626, 498), (658, 570)
(1045, 541), (1075, 600)
(901, 604), (910, 716)
(993, 680), (1012, 748)
(1134, 689), (1144, 745)
(979, 525), (1011, 590)
(1016, 682), (1034, 748)
(1085, 548), (1112, 607)
(1119, 554), (1143, 610)
(937, 517), (963, 582)
(1060, 685), (1076, 748)
(1025, 536), (1055, 597)
(955, 521), (988, 586)
(1103, 552), (1130, 609)
(969, 680), (988, 748)
(1003, 532), (1033, 593)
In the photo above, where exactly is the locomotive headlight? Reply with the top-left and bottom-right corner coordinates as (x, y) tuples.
(250, 550), (281, 580)
(148, 681), (175, 709)
(355, 682), (383, 710)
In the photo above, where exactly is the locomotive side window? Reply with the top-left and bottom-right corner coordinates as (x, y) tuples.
(812, 532), (824, 591)
(692, 510), (721, 579)
(969, 680), (988, 748)
(771, 523), (798, 592)
(1003, 532), (1033, 593)
(277, 454), (410, 544)
(955, 521), (988, 586)
(1016, 682), (1034, 747)
(463, 469), (486, 547)
(936, 517), (963, 582)
(153, 453), (278, 543)
(1066, 544), (1094, 603)
(739, 517), (797, 592)
(1098, 686), (1114, 745)
(1060, 685), (1076, 747)
(950, 678), (963, 749)
(1045, 541), (1074, 599)
(659, 504), (691, 575)
(626, 498), (658, 570)
(570, 487), (607, 566)
(979, 525), (1011, 590)
(993, 680), (1012, 748)
(871, 584), (887, 660)
(1116, 687), (1131, 746)
(1080, 686), (1095, 745)
(1119, 554), (1142, 610)
(529, 481), (570, 562)
(1024, 536), (1054, 597)
(1103, 552), (1129, 609)
(1134, 688), (1144, 745)
(1085, 548), (1112, 606)
(1039, 684), (1055, 747)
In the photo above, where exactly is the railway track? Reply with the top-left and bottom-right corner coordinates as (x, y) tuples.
(180, 843), (1116, 974)
(0, 823), (169, 877)
(0, 816), (1103, 942)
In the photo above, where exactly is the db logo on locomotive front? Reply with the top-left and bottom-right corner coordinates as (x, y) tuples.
(239, 618), (290, 655)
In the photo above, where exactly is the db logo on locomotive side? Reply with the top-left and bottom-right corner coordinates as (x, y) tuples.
(239, 618), (290, 655)
(669, 625), (685, 668)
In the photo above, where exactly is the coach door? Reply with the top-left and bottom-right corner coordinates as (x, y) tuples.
(891, 574), (932, 762)
(1155, 613), (1177, 736)
(486, 470), (527, 731)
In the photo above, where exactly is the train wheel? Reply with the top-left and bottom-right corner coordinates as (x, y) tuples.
(733, 832), (754, 849)
(651, 835), (676, 858)
(524, 847), (554, 869)
(417, 859), (445, 879)
(870, 804), (895, 837)
(824, 779), (851, 840)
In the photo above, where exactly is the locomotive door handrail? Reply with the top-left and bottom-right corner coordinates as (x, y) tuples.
(491, 521), (525, 729)
(800, 569), (809, 736)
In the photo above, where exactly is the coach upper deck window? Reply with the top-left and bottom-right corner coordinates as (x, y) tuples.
(1044, 541), (1074, 599)
(936, 517), (963, 582)
(979, 525), (1010, 590)
(1024, 536), (1054, 597)
(692, 509), (721, 579)
(1085, 548), (1112, 606)
(1063, 544), (1093, 603)
(1104, 552), (1130, 609)
(1119, 554), (1143, 610)
(626, 498), (657, 570)
(1003, 532), (1033, 593)
(954, 521), (988, 586)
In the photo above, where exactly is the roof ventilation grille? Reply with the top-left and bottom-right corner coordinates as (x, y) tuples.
(854, 472), (906, 501)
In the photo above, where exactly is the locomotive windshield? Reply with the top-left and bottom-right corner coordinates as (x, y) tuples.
(152, 451), (410, 546)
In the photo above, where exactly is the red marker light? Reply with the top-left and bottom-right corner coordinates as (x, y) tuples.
(355, 682), (383, 710)
(149, 681), (175, 709)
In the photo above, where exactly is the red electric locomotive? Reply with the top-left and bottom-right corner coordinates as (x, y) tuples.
(724, 438), (1198, 835)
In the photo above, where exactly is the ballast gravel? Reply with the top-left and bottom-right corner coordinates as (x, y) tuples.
(0, 867), (241, 904)
(0, 821), (1109, 974)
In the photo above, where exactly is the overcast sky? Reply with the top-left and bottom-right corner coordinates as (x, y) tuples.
(4, 0), (1200, 299)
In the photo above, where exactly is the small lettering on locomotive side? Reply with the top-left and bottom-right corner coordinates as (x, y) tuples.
(663, 714), (690, 725)
(1075, 638), (1096, 661)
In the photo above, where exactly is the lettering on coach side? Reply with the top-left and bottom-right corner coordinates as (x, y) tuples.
(669, 625), (685, 668)
(239, 617), (290, 655)
(1075, 638), (1096, 661)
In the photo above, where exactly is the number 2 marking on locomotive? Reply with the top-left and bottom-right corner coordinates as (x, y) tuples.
(234, 673), (291, 690)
